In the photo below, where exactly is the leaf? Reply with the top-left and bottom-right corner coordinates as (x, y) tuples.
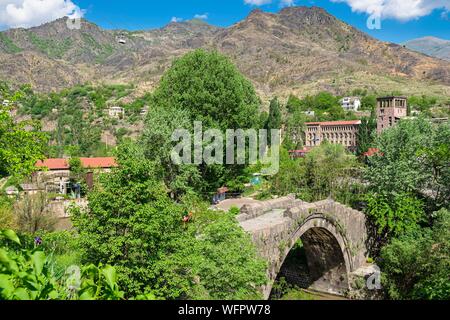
(31, 251), (46, 276)
(2, 229), (21, 245)
(0, 274), (15, 298)
(14, 288), (30, 300)
(101, 265), (117, 290)
(0, 248), (19, 273)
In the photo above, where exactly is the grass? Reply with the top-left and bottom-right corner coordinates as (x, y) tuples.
(28, 32), (73, 59)
(0, 33), (22, 54)
(278, 288), (317, 300)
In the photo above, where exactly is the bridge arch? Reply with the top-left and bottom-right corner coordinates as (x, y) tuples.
(272, 214), (353, 296)
(238, 197), (368, 299)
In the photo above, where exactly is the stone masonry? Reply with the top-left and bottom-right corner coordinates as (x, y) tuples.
(239, 197), (368, 299)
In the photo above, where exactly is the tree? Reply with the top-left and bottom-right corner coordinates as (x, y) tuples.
(13, 192), (58, 234)
(152, 209), (267, 300)
(0, 96), (48, 178)
(270, 143), (361, 203)
(265, 97), (282, 145)
(365, 118), (450, 212)
(144, 49), (263, 196)
(72, 142), (183, 296)
(365, 192), (426, 245)
(151, 49), (260, 131)
(283, 108), (307, 150)
(285, 94), (302, 113)
(72, 142), (267, 299)
(380, 209), (450, 300)
(356, 115), (377, 156)
(140, 107), (203, 199)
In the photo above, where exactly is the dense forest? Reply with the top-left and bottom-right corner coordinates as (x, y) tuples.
(0, 50), (449, 300)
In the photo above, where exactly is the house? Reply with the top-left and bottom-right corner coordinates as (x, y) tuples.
(2, 99), (10, 107)
(305, 120), (361, 151)
(376, 96), (407, 134)
(33, 157), (118, 196)
(341, 97), (361, 112)
(108, 106), (125, 119)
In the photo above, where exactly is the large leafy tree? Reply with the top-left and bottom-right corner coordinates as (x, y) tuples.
(144, 49), (262, 195)
(72, 142), (183, 296)
(150, 49), (260, 131)
(72, 141), (267, 299)
(380, 209), (450, 300)
(365, 118), (450, 211)
(0, 90), (48, 178)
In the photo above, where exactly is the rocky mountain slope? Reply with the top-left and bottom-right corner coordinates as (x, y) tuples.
(403, 36), (450, 62)
(1, 6), (450, 99)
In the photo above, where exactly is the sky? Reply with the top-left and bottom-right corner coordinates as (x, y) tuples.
(0, 0), (449, 43)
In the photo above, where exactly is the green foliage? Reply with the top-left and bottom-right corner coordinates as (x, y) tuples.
(151, 49), (260, 131)
(365, 118), (450, 211)
(144, 49), (262, 197)
(271, 144), (361, 204)
(380, 209), (450, 300)
(365, 192), (426, 241)
(283, 106), (307, 150)
(0, 229), (124, 300)
(15, 83), (135, 158)
(228, 206), (240, 216)
(28, 32), (73, 59)
(409, 95), (438, 113)
(72, 142), (267, 299)
(0, 93), (48, 178)
(265, 97), (282, 131)
(356, 115), (377, 156)
(153, 210), (267, 300)
(0, 33), (22, 54)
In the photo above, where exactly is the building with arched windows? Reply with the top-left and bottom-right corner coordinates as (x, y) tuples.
(304, 120), (361, 151)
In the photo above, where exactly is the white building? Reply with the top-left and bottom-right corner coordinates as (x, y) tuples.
(341, 97), (361, 112)
(108, 106), (125, 119)
(2, 99), (10, 107)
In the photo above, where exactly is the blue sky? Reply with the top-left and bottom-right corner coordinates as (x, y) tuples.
(0, 0), (449, 43)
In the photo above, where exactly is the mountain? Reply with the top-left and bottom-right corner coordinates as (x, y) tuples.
(1, 6), (450, 99)
(403, 36), (450, 62)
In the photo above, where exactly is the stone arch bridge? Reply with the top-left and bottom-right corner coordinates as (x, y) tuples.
(237, 195), (369, 299)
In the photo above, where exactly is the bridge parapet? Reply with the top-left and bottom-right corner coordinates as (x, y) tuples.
(237, 194), (299, 222)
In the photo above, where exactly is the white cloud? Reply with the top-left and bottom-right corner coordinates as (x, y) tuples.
(244, 0), (295, 7)
(171, 16), (183, 23)
(194, 13), (208, 20)
(244, 0), (272, 5)
(0, 0), (84, 29)
(331, 0), (450, 21)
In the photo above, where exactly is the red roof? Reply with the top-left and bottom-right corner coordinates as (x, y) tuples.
(35, 159), (70, 170)
(36, 158), (117, 170)
(306, 120), (361, 126)
(363, 148), (383, 157)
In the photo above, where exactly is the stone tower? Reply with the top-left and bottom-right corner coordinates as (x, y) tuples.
(376, 96), (408, 134)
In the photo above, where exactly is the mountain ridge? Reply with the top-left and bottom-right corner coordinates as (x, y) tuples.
(0, 6), (449, 99)
(403, 36), (450, 62)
